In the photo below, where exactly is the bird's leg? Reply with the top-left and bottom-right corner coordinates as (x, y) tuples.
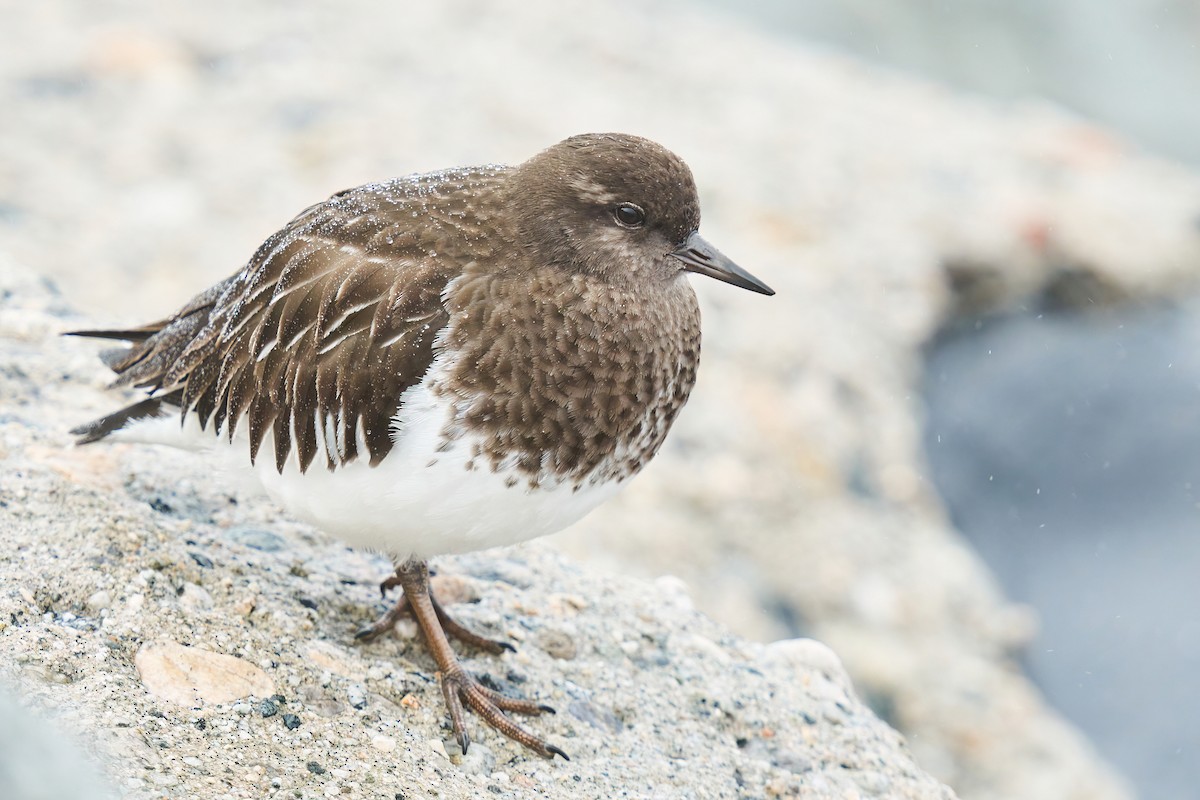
(354, 568), (513, 655)
(429, 592), (515, 654)
(381, 559), (566, 759)
(353, 593), (411, 643)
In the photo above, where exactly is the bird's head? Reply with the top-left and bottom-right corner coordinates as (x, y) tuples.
(511, 133), (774, 296)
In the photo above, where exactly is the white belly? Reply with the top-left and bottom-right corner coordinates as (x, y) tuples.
(252, 400), (622, 559)
(111, 380), (622, 560)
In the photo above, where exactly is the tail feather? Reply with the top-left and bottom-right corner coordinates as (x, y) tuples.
(63, 322), (170, 343)
(67, 320), (175, 376)
(70, 392), (182, 445)
(67, 286), (228, 444)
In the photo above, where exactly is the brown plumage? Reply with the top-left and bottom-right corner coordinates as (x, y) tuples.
(76, 167), (504, 472)
(70, 133), (773, 759)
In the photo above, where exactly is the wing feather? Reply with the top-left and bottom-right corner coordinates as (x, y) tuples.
(70, 166), (511, 466)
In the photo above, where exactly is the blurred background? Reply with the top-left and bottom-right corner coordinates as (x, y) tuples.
(699, 2), (1200, 797)
(699, 2), (1200, 798)
(4, 1), (1200, 798)
(708, 0), (1200, 167)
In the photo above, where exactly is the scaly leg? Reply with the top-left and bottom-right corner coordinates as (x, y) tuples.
(354, 569), (513, 655)
(357, 559), (566, 759)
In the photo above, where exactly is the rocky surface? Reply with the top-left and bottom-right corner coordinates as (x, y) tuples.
(5, 1), (1200, 798)
(0, 261), (953, 798)
(0, 689), (114, 800)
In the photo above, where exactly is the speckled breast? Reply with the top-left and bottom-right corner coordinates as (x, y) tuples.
(432, 269), (703, 490)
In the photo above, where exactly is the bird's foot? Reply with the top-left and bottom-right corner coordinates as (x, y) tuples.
(355, 571), (513, 655)
(356, 559), (563, 759)
(441, 666), (565, 759)
(353, 596), (411, 643)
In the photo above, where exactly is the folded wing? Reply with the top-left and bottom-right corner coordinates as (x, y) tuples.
(73, 196), (456, 473)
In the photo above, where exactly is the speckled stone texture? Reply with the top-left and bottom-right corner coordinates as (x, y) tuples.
(0, 261), (952, 799)
(6, 1), (1200, 798)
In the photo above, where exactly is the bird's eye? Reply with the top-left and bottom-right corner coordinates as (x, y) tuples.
(613, 203), (646, 228)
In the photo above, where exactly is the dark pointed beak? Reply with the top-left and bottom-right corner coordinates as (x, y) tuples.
(669, 232), (774, 296)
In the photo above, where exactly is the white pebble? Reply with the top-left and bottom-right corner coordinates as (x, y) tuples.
(86, 590), (111, 612)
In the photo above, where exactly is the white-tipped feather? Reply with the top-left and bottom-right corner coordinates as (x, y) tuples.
(105, 361), (621, 561)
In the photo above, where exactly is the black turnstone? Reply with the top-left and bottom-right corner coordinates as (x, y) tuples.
(69, 132), (774, 758)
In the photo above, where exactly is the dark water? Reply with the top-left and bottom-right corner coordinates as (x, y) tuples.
(923, 305), (1200, 800)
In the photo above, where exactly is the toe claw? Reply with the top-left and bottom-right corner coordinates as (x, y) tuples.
(537, 704), (556, 715)
(546, 744), (569, 761)
(497, 641), (516, 653)
(457, 731), (471, 755)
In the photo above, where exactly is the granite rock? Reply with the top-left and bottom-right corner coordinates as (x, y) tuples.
(0, 265), (951, 797)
